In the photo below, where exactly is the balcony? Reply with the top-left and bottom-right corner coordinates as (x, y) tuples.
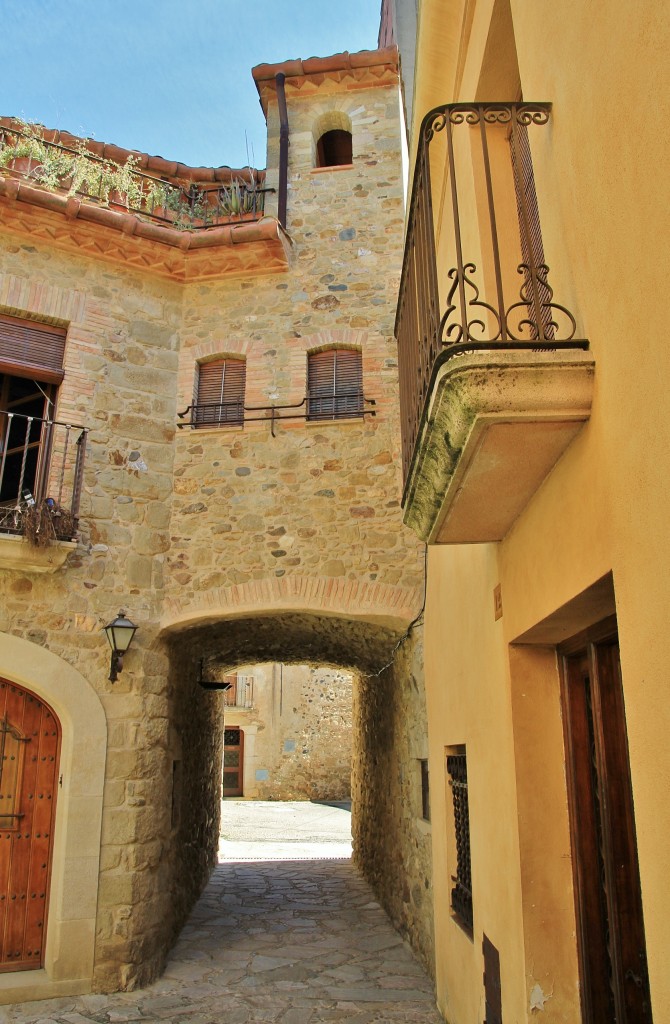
(0, 411), (87, 571)
(223, 675), (255, 711)
(178, 393), (375, 435)
(396, 103), (594, 544)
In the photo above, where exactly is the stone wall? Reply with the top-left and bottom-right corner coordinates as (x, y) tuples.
(166, 78), (424, 616)
(351, 624), (435, 979)
(226, 663), (353, 800)
(0, 247), (186, 992)
(0, 63), (430, 995)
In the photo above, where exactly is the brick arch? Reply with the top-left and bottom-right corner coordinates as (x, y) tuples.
(293, 328), (369, 356)
(312, 110), (353, 142)
(160, 574), (422, 635)
(306, 340), (362, 356)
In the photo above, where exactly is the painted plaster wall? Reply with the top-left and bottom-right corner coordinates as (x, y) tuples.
(225, 663), (353, 801)
(412, 0), (670, 1020)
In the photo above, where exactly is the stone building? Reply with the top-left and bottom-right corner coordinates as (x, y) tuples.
(0, 46), (435, 1002)
(388, 0), (670, 1021)
(220, 662), (353, 801)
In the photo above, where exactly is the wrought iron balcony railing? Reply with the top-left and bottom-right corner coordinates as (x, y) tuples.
(395, 102), (587, 487)
(0, 410), (87, 541)
(223, 675), (255, 710)
(0, 123), (270, 231)
(178, 393), (375, 435)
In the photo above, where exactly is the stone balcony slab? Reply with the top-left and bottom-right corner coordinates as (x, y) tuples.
(403, 348), (595, 543)
(0, 532), (77, 572)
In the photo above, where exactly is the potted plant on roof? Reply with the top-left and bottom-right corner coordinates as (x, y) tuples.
(108, 154), (143, 212)
(67, 141), (109, 203)
(0, 120), (47, 178)
(145, 178), (174, 221)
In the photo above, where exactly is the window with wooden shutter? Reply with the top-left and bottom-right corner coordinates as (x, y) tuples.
(193, 358), (246, 427)
(307, 349), (363, 421)
(0, 314), (66, 384)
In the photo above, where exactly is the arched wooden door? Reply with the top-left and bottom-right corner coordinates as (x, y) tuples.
(0, 678), (60, 972)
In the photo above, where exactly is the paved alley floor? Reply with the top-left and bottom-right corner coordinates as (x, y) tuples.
(2, 802), (442, 1024)
(219, 799), (354, 860)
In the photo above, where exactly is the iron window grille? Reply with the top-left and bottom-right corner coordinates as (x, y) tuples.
(420, 759), (430, 821)
(447, 748), (473, 933)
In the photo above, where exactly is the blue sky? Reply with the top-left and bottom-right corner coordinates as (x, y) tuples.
(1, 0), (382, 169)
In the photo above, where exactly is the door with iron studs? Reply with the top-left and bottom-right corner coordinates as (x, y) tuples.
(0, 678), (60, 972)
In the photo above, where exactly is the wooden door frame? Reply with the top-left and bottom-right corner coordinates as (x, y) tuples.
(223, 726), (244, 798)
(559, 617), (653, 1023)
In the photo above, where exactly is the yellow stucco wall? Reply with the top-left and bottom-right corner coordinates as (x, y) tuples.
(414, 0), (670, 1020)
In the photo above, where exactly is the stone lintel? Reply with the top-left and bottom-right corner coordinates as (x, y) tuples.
(0, 533), (77, 573)
(403, 349), (595, 544)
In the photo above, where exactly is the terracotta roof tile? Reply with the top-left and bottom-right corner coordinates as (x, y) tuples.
(252, 46), (398, 84)
(0, 116), (264, 184)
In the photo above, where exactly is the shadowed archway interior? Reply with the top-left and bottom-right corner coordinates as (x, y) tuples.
(166, 612), (404, 676)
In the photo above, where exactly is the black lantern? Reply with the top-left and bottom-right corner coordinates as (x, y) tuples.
(103, 611), (138, 682)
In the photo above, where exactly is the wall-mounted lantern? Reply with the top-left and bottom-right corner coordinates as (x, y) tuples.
(103, 611), (138, 682)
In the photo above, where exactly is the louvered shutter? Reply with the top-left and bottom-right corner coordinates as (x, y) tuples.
(0, 314), (66, 383)
(194, 358), (246, 427)
(307, 349), (362, 420)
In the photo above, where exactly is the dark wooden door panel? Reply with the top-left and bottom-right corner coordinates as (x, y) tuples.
(0, 680), (59, 972)
(223, 728), (244, 798)
(561, 635), (653, 1023)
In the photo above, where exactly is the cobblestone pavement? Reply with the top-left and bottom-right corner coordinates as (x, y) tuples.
(2, 803), (442, 1024)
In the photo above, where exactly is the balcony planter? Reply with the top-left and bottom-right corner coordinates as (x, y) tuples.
(403, 348), (595, 544)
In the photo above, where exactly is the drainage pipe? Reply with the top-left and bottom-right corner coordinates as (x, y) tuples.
(275, 72), (289, 229)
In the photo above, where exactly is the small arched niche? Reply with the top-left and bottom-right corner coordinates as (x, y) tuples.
(313, 112), (353, 169)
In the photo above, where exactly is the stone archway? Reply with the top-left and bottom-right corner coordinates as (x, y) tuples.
(157, 590), (434, 981)
(0, 633), (106, 1004)
(161, 575), (423, 647)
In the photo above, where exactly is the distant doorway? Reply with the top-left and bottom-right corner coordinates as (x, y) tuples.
(223, 727), (244, 797)
(560, 621), (653, 1023)
(0, 678), (60, 972)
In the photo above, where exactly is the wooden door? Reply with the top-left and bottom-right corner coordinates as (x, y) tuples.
(223, 728), (243, 798)
(0, 678), (60, 972)
(560, 626), (653, 1023)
